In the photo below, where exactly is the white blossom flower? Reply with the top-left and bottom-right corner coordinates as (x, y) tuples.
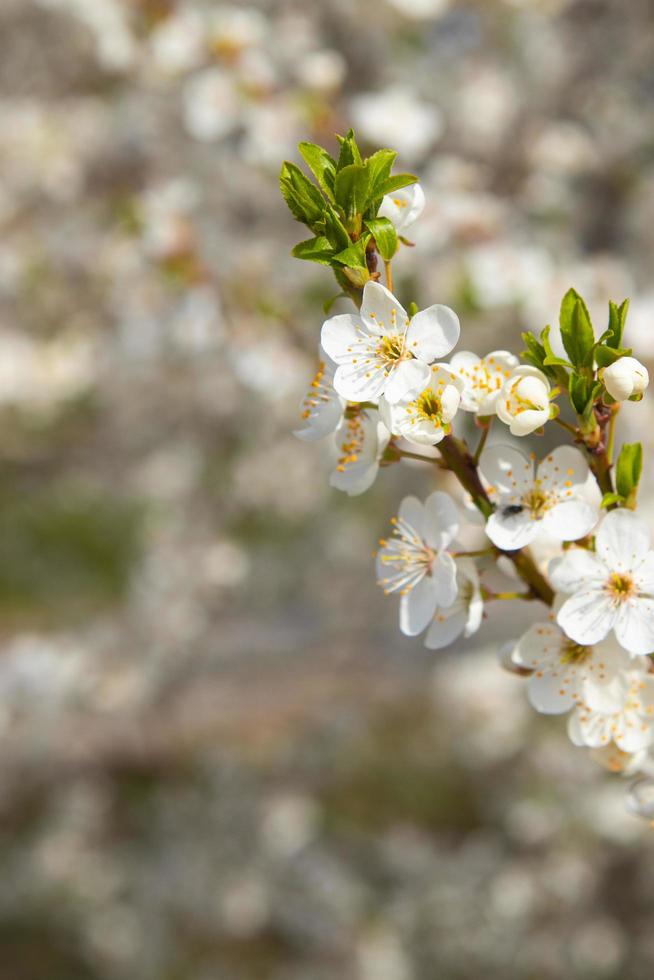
(512, 622), (635, 715)
(207, 6), (266, 57)
(330, 409), (390, 496)
(568, 671), (654, 753)
(379, 364), (463, 445)
(496, 365), (551, 436)
(320, 281), (460, 405)
(449, 350), (519, 416)
(376, 492), (459, 636)
(182, 68), (240, 142)
(479, 444), (599, 550)
(424, 557), (483, 649)
(378, 183), (425, 233)
(293, 350), (346, 441)
(601, 356), (649, 401)
(551, 509), (654, 656)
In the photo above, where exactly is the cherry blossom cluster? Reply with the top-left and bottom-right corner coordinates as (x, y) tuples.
(282, 131), (654, 823)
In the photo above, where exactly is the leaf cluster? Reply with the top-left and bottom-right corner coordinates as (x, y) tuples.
(280, 130), (416, 288)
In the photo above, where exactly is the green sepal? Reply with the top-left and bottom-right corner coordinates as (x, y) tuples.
(615, 442), (643, 501)
(334, 163), (371, 220)
(601, 492), (625, 509)
(279, 161), (326, 230)
(595, 343), (633, 369)
(559, 288), (595, 369)
(291, 236), (334, 265)
(364, 216), (398, 262)
(298, 142), (336, 199)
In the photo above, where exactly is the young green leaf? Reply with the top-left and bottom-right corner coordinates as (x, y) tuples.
(559, 289), (595, 369)
(615, 442), (643, 502)
(318, 205), (351, 252)
(541, 325), (572, 368)
(595, 343), (633, 369)
(279, 161), (326, 230)
(298, 142), (336, 199)
(291, 236), (334, 265)
(568, 371), (591, 415)
(365, 148), (397, 196)
(521, 331), (548, 372)
(374, 173), (418, 198)
(332, 235), (371, 271)
(336, 129), (363, 170)
(334, 163), (371, 220)
(364, 216), (398, 262)
(607, 298), (629, 349)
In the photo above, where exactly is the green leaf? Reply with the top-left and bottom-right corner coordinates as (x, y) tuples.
(365, 149), (397, 196)
(616, 442), (643, 501)
(291, 236), (334, 265)
(521, 331), (548, 372)
(336, 129), (363, 170)
(541, 325), (572, 368)
(334, 163), (371, 220)
(298, 142), (336, 199)
(559, 289), (595, 369)
(318, 206), (350, 251)
(568, 372), (590, 415)
(374, 173), (418, 198)
(333, 235), (371, 271)
(279, 161), (326, 230)
(364, 216), (398, 262)
(601, 492), (625, 509)
(607, 298), (629, 349)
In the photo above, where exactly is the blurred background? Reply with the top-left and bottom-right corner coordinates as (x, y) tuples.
(2, 0), (654, 977)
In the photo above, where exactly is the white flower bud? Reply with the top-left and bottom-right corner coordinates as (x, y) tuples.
(495, 366), (551, 436)
(601, 356), (649, 401)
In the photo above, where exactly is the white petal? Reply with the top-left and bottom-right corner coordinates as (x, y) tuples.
(383, 358), (430, 403)
(423, 491), (459, 550)
(378, 183), (425, 232)
(536, 445), (590, 493)
(431, 551), (458, 607)
(399, 576), (438, 636)
(424, 608), (467, 649)
(330, 461), (379, 495)
(634, 552), (654, 593)
(527, 671), (576, 715)
(333, 362), (385, 402)
(512, 622), (562, 669)
(508, 408), (549, 436)
(485, 509), (536, 550)
(615, 598), (654, 656)
(596, 508), (651, 572)
(549, 549), (606, 594)
(541, 499), (599, 542)
(479, 444), (534, 496)
(398, 495), (426, 538)
(556, 590), (616, 646)
(320, 313), (364, 362)
(360, 281), (408, 335)
(405, 305), (460, 362)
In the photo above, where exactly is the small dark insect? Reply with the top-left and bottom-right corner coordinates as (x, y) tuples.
(502, 504), (525, 517)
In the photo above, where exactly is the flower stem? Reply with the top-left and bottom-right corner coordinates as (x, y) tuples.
(472, 422), (491, 465)
(397, 449), (439, 465)
(607, 404), (619, 465)
(553, 417), (578, 437)
(384, 261), (393, 292)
